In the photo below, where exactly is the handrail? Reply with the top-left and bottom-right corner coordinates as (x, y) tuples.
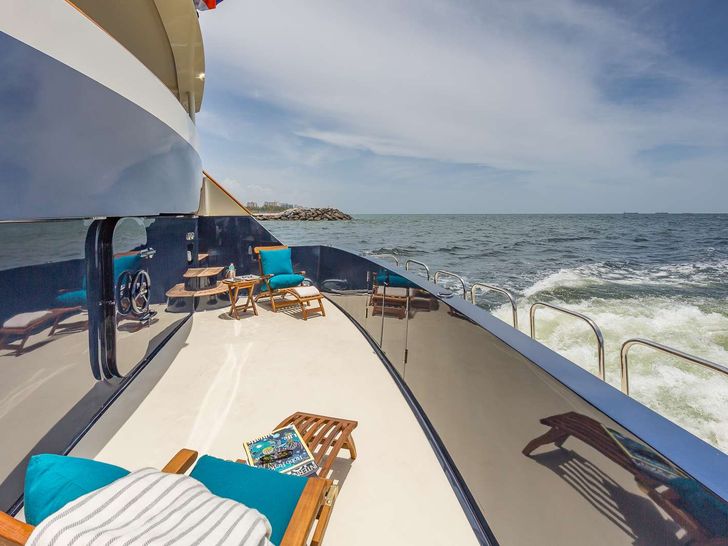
(530, 302), (605, 381)
(405, 259), (430, 280)
(373, 253), (399, 266)
(620, 338), (728, 396)
(470, 283), (519, 329)
(433, 270), (467, 299)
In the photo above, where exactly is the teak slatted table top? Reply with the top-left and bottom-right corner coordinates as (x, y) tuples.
(183, 267), (225, 278)
(165, 282), (228, 298)
(276, 412), (358, 478)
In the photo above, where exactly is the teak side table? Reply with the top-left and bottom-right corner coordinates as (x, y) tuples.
(223, 277), (260, 319)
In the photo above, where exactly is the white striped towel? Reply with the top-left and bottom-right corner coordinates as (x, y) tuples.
(27, 468), (273, 546)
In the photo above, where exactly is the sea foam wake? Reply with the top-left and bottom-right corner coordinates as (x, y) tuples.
(491, 262), (728, 451)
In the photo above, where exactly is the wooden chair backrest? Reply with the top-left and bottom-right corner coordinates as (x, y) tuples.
(253, 245), (290, 276)
(253, 245), (289, 255)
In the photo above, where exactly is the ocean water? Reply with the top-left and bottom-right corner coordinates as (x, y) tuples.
(263, 214), (728, 451)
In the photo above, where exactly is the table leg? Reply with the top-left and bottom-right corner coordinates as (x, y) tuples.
(229, 286), (240, 319)
(249, 289), (258, 316)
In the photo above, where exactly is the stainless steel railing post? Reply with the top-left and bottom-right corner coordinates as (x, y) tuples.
(379, 283), (386, 346)
(433, 270), (468, 299)
(405, 259), (430, 280)
(373, 253), (399, 266)
(530, 302), (606, 381)
(470, 283), (519, 329)
(620, 338), (728, 396)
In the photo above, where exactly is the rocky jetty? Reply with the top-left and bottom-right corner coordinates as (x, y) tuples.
(254, 207), (352, 221)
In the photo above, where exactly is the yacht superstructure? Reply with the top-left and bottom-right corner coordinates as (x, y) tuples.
(1, 2), (727, 545)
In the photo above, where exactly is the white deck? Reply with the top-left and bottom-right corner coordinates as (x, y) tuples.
(80, 302), (479, 545)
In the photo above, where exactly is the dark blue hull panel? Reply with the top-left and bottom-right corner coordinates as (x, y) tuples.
(0, 32), (201, 221)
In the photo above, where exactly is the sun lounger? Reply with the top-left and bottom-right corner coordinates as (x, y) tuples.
(0, 307), (83, 356)
(0, 449), (336, 546)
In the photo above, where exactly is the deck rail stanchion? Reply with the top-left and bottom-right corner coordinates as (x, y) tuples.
(530, 302), (606, 381)
(470, 283), (519, 329)
(373, 253), (399, 266)
(620, 338), (728, 396)
(433, 270), (468, 299)
(404, 259), (431, 280)
(379, 283), (386, 347)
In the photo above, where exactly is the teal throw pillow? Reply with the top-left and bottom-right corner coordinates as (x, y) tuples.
(190, 455), (307, 545)
(24, 454), (129, 525)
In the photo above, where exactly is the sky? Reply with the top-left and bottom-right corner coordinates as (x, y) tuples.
(197, 0), (728, 213)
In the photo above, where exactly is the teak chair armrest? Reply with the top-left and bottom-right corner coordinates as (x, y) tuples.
(0, 512), (32, 545)
(161, 449), (198, 474)
(280, 477), (332, 546)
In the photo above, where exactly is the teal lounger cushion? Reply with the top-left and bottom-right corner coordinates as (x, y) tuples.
(191, 455), (307, 545)
(55, 289), (87, 307)
(53, 255), (141, 308)
(259, 248), (294, 276)
(24, 454), (130, 525)
(113, 254), (142, 278)
(267, 273), (305, 290)
(376, 271), (416, 288)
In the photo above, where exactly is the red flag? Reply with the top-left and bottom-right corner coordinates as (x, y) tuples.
(194, 0), (223, 11)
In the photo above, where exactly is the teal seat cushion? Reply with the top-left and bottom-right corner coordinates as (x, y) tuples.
(259, 248), (294, 276)
(24, 454), (129, 525)
(191, 455), (307, 545)
(113, 254), (142, 278)
(55, 289), (87, 307)
(266, 273), (305, 291)
(376, 271), (416, 288)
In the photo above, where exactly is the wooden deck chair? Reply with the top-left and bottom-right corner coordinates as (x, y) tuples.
(0, 307), (83, 356)
(523, 412), (728, 545)
(0, 449), (336, 546)
(253, 245), (307, 312)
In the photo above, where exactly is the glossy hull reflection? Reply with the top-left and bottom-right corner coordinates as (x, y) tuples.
(405, 299), (679, 544)
(0, 217), (195, 509)
(300, 244), (728, 546)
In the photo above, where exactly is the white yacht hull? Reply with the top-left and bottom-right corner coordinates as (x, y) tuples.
(0, 1), (201, 221)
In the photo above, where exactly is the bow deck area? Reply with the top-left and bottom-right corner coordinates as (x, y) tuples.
(72, 301), (478, 545)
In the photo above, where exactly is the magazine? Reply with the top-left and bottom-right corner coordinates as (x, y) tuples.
(243, 424), (319, 477)
(602, 425), (686, 482)
(233, 274), (260, 282)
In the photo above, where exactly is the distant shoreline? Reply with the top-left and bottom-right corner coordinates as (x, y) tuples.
(253, 207), (352, 221)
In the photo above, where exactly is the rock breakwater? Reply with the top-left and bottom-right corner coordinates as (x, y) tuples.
(254, 207), (352, 221)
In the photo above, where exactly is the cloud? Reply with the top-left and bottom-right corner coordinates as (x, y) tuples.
(198, 0), (728, 212)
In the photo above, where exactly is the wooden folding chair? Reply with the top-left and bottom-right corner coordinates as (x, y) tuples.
(253, 245), (307, 312)
(0, 449), (336, 546)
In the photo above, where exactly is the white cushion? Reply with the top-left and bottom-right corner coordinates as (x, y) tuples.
(3, 311), (53, 328)
(291, 286), (321, 298)
(374, 286), (409, 297)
